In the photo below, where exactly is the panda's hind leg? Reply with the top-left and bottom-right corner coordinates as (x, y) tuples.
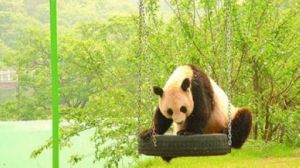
(230, 108), (252, 148)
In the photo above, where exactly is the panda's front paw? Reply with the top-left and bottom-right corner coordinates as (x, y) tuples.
(139, 129), (153, 140)
(176, 130), (185, 135)
(176, 130), (194, 135)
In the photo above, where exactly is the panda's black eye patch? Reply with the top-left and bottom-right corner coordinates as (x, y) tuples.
(180, 106), (187, 113)
(167, 109), (173, 116)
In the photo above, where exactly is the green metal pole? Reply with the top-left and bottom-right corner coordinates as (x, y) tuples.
(49, 0), (59, 168)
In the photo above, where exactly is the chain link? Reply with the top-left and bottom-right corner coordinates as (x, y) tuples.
(137, 0), (143, 137)
(225, 0), (232, 147)
(138, 0), (157, 147)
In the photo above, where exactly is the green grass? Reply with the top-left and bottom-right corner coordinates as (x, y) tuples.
(135, 140), (300, 168)
(0, 120), (112, 168)
(0, 120), (52, 168)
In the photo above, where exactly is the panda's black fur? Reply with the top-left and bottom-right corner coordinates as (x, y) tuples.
(181, 64), (214, 134)
(140, 64), (252, 162)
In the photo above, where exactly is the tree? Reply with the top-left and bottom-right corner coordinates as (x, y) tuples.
(1, 0), (299, 167)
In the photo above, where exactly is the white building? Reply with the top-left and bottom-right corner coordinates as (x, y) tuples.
(0, 70), (17, 89)
(0, 70), (16, 82)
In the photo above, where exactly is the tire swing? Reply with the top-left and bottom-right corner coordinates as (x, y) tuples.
(137, 0), (233, 157)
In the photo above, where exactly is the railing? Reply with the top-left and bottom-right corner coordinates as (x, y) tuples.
(0, 70), (16, 82)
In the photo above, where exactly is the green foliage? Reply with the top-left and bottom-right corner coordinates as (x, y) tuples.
(0, 0), (299, 167)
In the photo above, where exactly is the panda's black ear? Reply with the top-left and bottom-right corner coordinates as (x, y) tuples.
(181, 78), (190, 91)
(153, 86), (163, 97)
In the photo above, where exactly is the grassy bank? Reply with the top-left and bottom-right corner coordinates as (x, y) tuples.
(0, 120), (109, 168)
(135, 140), (300, 168)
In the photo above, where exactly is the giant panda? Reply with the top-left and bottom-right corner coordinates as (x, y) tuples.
(140, 64), (252, 161)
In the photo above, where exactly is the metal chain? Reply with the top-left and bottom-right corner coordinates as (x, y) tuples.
(139, 0), (157, 147)
(137, 0), (143, 137)
(225, 0), (232, 147)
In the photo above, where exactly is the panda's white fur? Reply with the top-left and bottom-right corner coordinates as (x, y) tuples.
(163, 65), (194, 90)
(163, 65), (239, 134)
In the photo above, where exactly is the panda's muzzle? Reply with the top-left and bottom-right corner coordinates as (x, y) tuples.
(173, 112), (186, 125)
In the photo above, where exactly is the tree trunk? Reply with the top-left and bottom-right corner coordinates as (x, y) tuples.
(263, 107), (270, 141)
(254, 122), (258, 140)
(279, 126), (285, 143)
(252, 59), (262, 140)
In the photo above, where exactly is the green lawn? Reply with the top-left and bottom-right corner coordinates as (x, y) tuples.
(135, 140), (300, 168)
(0, 120), (126, 168)
(0, 120), (52, 168)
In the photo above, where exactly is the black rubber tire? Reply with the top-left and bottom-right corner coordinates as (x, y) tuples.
(138, 134), (231, 157)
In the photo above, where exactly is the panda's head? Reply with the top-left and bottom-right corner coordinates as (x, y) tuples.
(153, 78), (194, 125)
